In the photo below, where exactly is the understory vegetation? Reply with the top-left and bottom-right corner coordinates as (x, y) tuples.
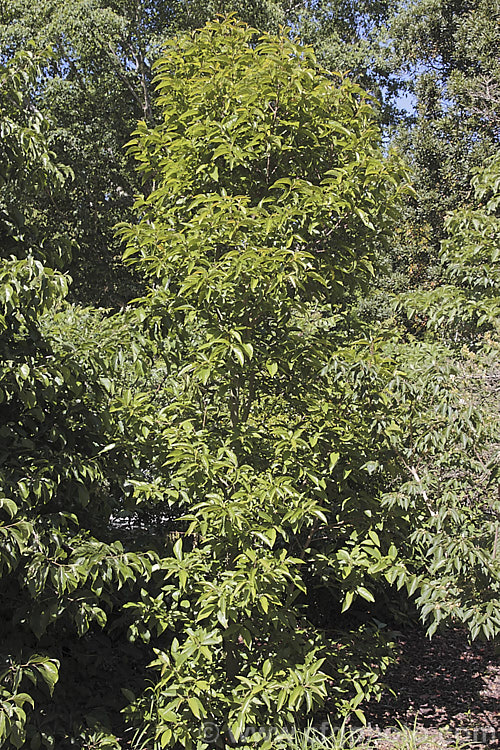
(0, 3), (499, 749)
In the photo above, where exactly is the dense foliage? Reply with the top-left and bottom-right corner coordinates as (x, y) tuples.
(402, 152), (500, 335)
(0, 4), (499, 750)
(117, 19), (410, 746)
(0, 0), (413, 305)
(0, 49), (157, 748)
(386, 0), (500, 293)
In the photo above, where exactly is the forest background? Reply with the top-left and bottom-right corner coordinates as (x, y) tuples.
(0, 1), (499, 748)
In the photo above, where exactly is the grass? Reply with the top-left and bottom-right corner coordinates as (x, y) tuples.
(246, 719), (484, 750)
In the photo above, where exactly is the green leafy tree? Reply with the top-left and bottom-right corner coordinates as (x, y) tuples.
(0, 47), (72, 266)
(118, 21), (500, 747)
(384, 0), (500, 297)
(1, 0), (410, 306)
(118, 18), (413, 747)
(0, 49), (158, 748)
(401, 151), (500, 336)
(0, 0), (175, 304)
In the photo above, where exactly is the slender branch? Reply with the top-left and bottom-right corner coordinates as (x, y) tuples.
(299, 520), (319, 561)
(137, 51), (152, 120)
(494, 486), (500, 560)
(229, 377), (240, 429)
(409, 465), (437, 516)
(240, 371), (255, 423)
(106, 42), (146, 116)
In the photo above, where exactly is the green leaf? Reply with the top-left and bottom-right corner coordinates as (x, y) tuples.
(341, 591), (354, 613)
(187, 697), (204, 719)
(173, 539), (183, 561)
(329, 452), (340, 470)
(232, 346), (245, 366)
(266, 361), (278, 377)
(160, 728), (172, 747)
(33, 659), (59, 696)
(357, 586), (375, 603)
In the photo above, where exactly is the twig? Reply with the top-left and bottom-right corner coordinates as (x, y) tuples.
(409, 465), (437, 516)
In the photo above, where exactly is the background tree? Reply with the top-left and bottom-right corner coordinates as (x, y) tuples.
(0, 45), (72, 267)
(385, 0), (500, 296)
(0, 48), (161, 748)
(1, 0), (171, 304)
(402, 152), (500, 337)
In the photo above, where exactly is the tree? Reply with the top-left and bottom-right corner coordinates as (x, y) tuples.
(118, 20), (500, 747)
(388, 0), (500, 336)
(0, 0), (184, 304)
(400, 151), (500, 337)
(1, 0), (410, 306)
(0, 48), (157, 748)
(384, 0), (500, 294)
(117, 18), (415, 747)
(2, 17), (499, 749)
(0, 46), (72, 267)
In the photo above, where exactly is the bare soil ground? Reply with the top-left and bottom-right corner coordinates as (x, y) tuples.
(361, 628), (499, 747)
